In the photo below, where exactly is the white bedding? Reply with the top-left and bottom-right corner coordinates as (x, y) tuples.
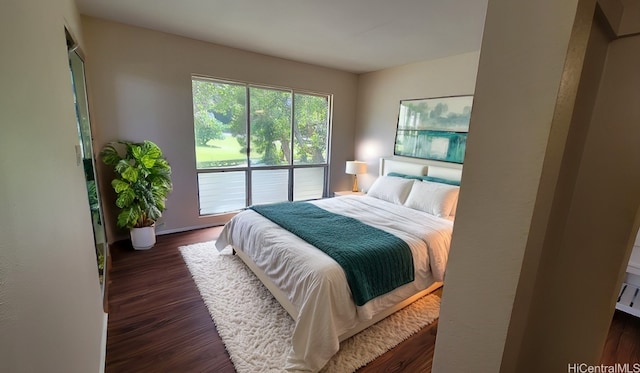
(215, 195), (453, 372)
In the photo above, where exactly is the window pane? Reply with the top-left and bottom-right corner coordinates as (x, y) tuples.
(192, 79), (247, 169)
(198, 172), (246, 214)
(294, 167), (325, 201)
(293, 93), (329, 165)
(249, 87), (292, 166)
(251, 169), (289, 205)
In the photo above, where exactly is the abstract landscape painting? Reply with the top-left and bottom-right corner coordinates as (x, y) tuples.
(394, 95), (473, 164)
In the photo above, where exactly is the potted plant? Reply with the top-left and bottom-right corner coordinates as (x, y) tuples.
(100, 140), (172, 250)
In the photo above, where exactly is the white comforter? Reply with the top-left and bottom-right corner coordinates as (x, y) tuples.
(215, 195), (453, 372)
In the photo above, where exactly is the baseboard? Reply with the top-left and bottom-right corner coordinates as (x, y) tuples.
(156, 222), (225, 236)
(108, 222), (229, 245)
(99, 312), (108, 373)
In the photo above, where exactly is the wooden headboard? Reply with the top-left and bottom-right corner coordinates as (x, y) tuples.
(379, 157), (463, 182)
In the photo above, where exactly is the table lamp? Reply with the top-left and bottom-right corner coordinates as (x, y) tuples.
(345, 161), (367, 192)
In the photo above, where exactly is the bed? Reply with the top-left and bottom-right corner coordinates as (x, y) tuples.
(215, 158), (462, 372)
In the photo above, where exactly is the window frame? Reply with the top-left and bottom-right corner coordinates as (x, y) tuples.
(192, 76), (333, 215)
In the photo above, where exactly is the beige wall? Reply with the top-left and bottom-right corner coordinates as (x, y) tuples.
(501, 9), (611, 371)
(433, 0), (594, 371)
(82, 17), (358, 242)
(0, 1), (106, 372)
(619, 0), (640, 35)
(434, 0), (640, 371)
(509, 17), (640, 371)
(600, 0), (640, 35)
(354, 52), (480, 190)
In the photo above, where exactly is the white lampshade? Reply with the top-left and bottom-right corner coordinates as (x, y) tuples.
(345, 161), (367, 175)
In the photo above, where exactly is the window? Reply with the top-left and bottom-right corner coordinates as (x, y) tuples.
(192, 77), (331, 215)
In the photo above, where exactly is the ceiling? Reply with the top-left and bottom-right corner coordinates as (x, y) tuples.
(76, 0), (487, 74)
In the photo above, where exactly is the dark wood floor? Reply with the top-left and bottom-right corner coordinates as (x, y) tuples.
(602, 310), (640, 364)
(105, 227), (639, 372)
(105, 227), (234, 373)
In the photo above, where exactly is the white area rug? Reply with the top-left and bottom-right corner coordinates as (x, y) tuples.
(179, 241), (441, 373)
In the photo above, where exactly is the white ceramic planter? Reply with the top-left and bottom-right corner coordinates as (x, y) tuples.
(130, 225), (156, 250)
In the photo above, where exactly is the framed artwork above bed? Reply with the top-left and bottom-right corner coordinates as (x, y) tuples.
(394, 95), (473, 164)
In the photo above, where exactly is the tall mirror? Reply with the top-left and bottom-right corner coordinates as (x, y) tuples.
(67, 29), (108, 298)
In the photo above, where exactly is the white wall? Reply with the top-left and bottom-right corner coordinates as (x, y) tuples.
(82, 17), (359, 242)
(354, 51), (480, 189)
(0, 1), (106, 372)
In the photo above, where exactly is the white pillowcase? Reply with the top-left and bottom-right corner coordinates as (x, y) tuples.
(404, 181), (460, 218)
(366, 176), (415, 205)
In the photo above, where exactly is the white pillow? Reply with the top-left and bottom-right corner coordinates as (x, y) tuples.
(367, 176), (415, 205)
(404, 181), (460, 218)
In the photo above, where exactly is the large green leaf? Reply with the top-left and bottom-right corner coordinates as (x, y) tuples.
(100, 144), (122, 166)
(155, 198), (165, 212)
(121, 165), (139, 183)
(111, 179), (130, 193)
(137, 167), (151, 179)
(142, 141), (161, 160)
(117, 206), (139, 229)
(115, 188), (135, 208)
(153, 159), (171, 176)
(114, 159), (130, 175)
(131, 144), (143, 161)
(150, 174), (172, 190)
(141, 188), (155, 208)
(146, 204), (162, 221)
(140, 155), (156, 168)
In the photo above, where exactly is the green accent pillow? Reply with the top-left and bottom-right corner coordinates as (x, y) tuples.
(424, 176), (460, 186)
(386, 172), (422, 180)
(386, 172), (461, 186)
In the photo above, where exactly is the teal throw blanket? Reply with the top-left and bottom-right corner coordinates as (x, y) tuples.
(250, 202), (414, 306)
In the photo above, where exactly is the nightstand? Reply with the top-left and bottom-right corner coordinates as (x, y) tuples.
(334, 191), (365, 196)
